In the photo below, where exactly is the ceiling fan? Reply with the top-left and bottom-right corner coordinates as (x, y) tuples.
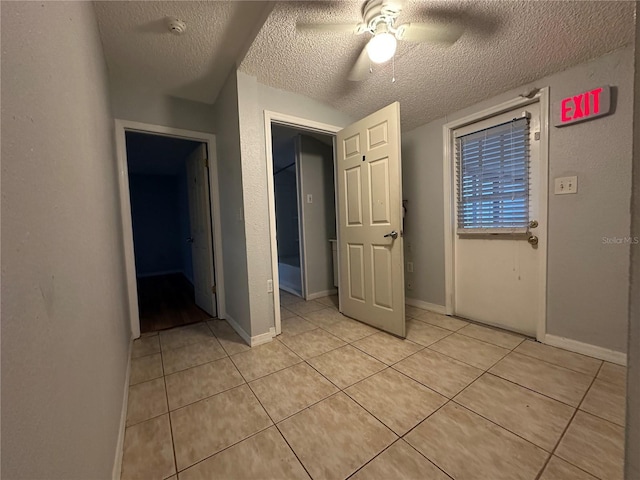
(297, 0), (464, 81)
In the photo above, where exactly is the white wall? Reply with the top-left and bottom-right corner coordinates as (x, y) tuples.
(300, 135), (336, 297)
(213, 70), (252, 332)
(110, 83), (217, 133)
(236, 71), (353, 336)
(1, 2), (131, 478)
(402, 46), (634, 354)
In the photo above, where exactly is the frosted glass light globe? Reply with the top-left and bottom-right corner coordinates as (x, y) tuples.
(367, 32), (397, 64)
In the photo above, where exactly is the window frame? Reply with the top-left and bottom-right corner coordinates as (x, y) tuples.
(453, 110), (532, 236)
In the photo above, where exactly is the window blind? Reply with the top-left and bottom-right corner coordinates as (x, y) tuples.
(455, 116), (530, 234)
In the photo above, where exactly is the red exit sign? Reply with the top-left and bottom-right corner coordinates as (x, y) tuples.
(555, 86), (612, 127)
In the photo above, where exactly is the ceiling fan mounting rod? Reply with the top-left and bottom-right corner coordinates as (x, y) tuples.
(365, 16), (398, 36)
(360, 0), (402, 36)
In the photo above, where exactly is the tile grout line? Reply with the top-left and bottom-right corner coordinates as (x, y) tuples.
(401, 439), (456, 480)
(300, 307), (616, 479)
(344, 439), (411, 480)
(159, 344), (179, 479)
(511, 348), (604, 376)
(176, 423), (275, 475)
(254, 309), (449, 479)
(272, 422), (315, 479)
(168, 343), (281, 475)
(127, 307), (623, 480)
(450, 399), (555, 455)
(535, 361), (607, 480)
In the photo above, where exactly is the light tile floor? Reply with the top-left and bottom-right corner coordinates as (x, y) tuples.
(121, 291), (627, 480)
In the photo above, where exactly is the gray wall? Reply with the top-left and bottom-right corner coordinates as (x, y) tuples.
(402, 46), (633, 353)
(1, 2), (131, 478)
(213, 70), (251, 332)
(300, 135), (336, 297)
(110, 83), (217, 133)
(236, 71), (353, 336)
(625, 15), (640, 479)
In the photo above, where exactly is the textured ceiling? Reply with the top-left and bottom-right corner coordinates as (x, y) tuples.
(126, 132), (201, 175)
(94, 1), (272, 104)
(241, 1), (635, 130)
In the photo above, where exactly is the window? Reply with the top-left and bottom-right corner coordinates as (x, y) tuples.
(455, 115), (530, 234)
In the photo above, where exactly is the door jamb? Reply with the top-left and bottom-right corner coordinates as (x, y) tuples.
(115, 119), (226, 339)
(293, 135), (308, 299)
(264, 111), (342, 335)
(442, 88), (550, 341)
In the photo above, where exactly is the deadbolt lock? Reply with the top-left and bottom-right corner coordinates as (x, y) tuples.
(527, 235), (539, 246)
(529, 220), (539, 229)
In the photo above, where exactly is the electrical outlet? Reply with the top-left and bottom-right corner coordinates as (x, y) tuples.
(267, 279), (273, 293)
(554, 176), (578, 195)
(407, 262), (414, 273)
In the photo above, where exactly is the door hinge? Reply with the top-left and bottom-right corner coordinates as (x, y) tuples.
(211, 285), (216, 293)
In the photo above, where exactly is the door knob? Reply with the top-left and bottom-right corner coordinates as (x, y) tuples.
(527, 235), (539, 246)
(187, 237), (194, 243)
(384, 230), (398, 239)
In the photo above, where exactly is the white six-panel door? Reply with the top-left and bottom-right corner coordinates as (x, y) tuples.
(186, 144), (217, 317)
(337, 102), (405, 337)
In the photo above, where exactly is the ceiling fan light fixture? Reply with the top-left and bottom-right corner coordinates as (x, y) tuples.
(367, 31), (397, 64)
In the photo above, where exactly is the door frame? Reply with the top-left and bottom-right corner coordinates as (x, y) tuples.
(115, 119), (226, 339)
(442, 88), (550, 341)
(264, 111), (342, 335)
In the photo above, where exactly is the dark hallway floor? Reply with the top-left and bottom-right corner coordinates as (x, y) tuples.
(137, 273), (212, 333)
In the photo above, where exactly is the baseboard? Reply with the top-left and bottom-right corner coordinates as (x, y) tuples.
(251, 327), (276, 347)
(112, 337), (133, 480)
(135, 269), (183, 278)
(223, 313), (252, 346)
(306, 289), (338, 301)
(405, 297), (447, 315)
(279, 284), (302, 297)
(544, 334), (627, 366)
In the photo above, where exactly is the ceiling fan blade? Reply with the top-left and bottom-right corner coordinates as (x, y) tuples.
(348, 45), (371, 82)
(297, 23), (362, 34)
(397, 22), (464, 45)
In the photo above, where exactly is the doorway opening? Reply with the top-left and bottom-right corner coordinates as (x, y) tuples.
(271, 125), (337, 301)
(116, 120), (225, 339)
(126, 132), (214, 333)
(265, 113), (343, 335)
(443, 90), (549, 341)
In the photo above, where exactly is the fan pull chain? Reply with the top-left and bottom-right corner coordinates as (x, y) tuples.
(392, 55), (396, 83)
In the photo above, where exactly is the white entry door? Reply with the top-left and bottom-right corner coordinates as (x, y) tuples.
(453, 102), (544, 336)
(337, 102), (405, 337)
(186, 144), (217, 317)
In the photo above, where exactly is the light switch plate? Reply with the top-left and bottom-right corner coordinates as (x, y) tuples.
(407, 262), (414, 273)
(554, 176), (578, 195)
(307, 194), (313, 204)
